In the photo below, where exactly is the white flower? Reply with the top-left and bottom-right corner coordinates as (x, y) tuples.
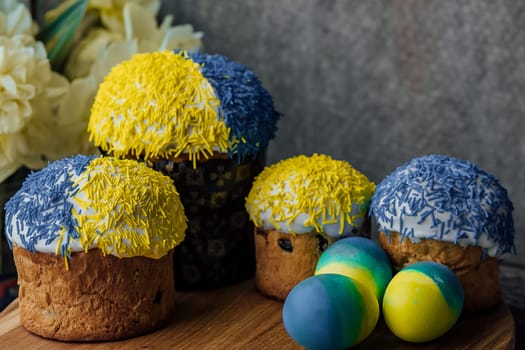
(47, 0), (203, 168)
(0, 0), (38, 37)
(65, 2), (203, 80)
(0, 34), (69, 182)
(0, 0), (204, 183)
(64, 28), (122, 79)
(89, 0), (161, 34)
(89, 38), (138, 82)
(52, 76), (100, 159)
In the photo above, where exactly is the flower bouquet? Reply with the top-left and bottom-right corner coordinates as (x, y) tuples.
(0, 0), (203, 306)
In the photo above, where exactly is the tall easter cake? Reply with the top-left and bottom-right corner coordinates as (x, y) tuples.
(88, 51), (280, 289)
(246, 154), (375, 300)
(4, 155), (187, 341)
(370, 155), (515, 312)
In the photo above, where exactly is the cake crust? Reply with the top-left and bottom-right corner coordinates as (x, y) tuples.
(378, 232), (501, 313)
(254, 228), (330, 300)
(14, 247), (176, 341)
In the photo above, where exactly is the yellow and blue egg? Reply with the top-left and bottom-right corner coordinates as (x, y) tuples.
(283, 238), (388, 349)
(283, 238), (464, 346)
(282, 274), (379, 350)
(315, 237), (392, 301)
(382, 261), (464, 343)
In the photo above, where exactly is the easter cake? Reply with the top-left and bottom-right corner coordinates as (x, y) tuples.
(4, 155), (187, 341)
(370, 154), (515, 312)
(88, 51), (280, 289)
(246, 154), (375, 300)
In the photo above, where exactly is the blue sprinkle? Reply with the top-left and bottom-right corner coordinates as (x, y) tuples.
(430, 211), (438, 229)
(186, 52), (282, 161)
(370, 155), (515, 255)
(4, 155), (96, 257)
(481, 249), (488, 259)
(399, 210), (404, 233)
(439, 222), (445, 239)
(418, 208), (434, 224)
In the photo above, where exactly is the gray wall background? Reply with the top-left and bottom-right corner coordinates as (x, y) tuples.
(161, 0), (525, 266)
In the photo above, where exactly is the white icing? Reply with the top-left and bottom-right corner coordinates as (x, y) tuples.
(256, 205), (364, 238)
(375, 174), (502, 256)
(378, 215), (499, 256)
(8, 166), (143, 257)
(248, 177), (366, 238)
(7, 166), (84, 254)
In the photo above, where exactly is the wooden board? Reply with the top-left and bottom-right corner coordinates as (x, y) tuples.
(0, 280), (515, 349)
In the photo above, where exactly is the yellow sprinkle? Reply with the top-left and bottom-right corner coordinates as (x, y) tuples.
(55, 228), (64, 256)
(246, 154), (375, 234)
(88, 51), (231, 167)
(70, 157), (188, 259)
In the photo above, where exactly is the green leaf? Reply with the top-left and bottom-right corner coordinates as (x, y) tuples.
(37, 0), (88, 72)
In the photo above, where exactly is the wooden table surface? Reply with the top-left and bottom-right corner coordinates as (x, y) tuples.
(0, 280), (515, 350)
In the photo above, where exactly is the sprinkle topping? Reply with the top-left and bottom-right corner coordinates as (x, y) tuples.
(88, 50), (281, 165)
(88, 51), (229, 164)
(71, 157), (187, 259)
(4, 155), (187, 266)
(189, 52), (281, 160)
(5, 155), (94, 257)
(370, 155), (515, 256)
(246, 154), (375, 236)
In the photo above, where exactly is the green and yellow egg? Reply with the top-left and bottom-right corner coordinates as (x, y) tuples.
(315, 236), (392, 301)
(382, 261), (464, 343)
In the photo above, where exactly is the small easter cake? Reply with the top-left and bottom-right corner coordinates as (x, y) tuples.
(246, 154), (375, 300)
(88, 51), (280, 290)
(370, 154), (515, 312)
(4, 155), (187, 341)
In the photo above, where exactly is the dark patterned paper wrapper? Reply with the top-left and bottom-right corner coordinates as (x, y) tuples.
(151, 153), (264, 290)
(0, 168), (27, 310)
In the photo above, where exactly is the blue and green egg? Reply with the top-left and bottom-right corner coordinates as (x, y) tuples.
(315, 237), (392, 301)
(282, 238), (464, 347)
(282, 274), (379, 350)
(282, 237), (389, 349)
(382, 261), (464, 343)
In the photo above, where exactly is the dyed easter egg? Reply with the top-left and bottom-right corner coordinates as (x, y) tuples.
(282, 274), (379, 350)
(315, 237), (392, 301)
(383, 261), (464, 343)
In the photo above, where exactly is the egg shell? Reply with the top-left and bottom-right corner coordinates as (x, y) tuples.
(383, 261), (464, 343)
(315, 237), (392, 301)
(282, 274), (379, 350)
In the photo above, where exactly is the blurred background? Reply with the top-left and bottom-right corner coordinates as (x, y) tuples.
(0, 0), (520, 346)
(163, 0), (525, 269)
(163, 3), (525, 335)
(0, 0), (522, 322)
